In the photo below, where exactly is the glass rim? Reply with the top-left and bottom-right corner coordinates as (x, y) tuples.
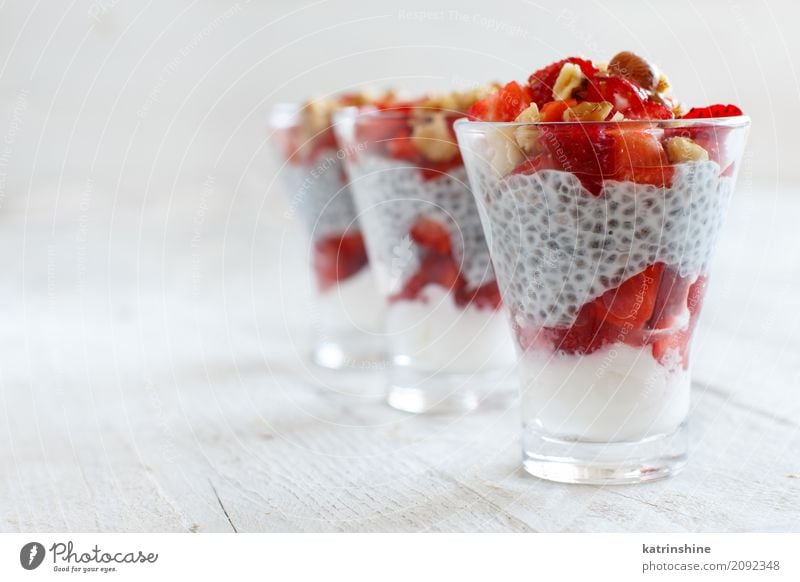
(454, 115), (751, 131)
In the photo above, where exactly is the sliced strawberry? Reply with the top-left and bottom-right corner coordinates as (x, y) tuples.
(510, 151), (558, 175)
(313, 231), (369, 291)
(651, 328), (689, 367)
(652, 275), (709, 368)
(583, 75), (672, 120)
(467, 81), (533, 122)
(386, 128), (419, 161)
(539, 123), (615, 195)
(682, 104), (743, 119)
(597, 264), (663, 328)
(355, 115), (408, 156)
(528, 57), (598, 108)
(538, 99), (578, 122)
(611, 127), (674, 187)
(409, 216), (451, 254)
(539, 301), (606, 355)
(391, 216), (501, 311)
(648, 266), (691, 331)
(686, 275), (708, 317)
(455, 281), (502, 310)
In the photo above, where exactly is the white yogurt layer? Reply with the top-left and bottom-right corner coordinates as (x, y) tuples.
(316, 268), (384, 333)
(385, 286), (515, 374)
(520, 343), (689, 442)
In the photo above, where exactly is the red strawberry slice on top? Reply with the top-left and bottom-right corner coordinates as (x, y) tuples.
(467, 81), (533, 122)
(539, 123), (615, 196)
(682, 104), (743, 119)
(610, 127), (674, 188)
(527, 57), (597, 108)
(583, 75), (673, 120)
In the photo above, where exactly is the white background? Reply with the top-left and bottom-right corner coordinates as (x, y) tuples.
(0, 0), (796, 225)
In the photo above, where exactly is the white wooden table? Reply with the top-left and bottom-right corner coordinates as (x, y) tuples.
(1, 180), (799, 533)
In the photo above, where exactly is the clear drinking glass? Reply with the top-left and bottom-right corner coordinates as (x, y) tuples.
(269, 104), (384, 369)
(455, 116), (750, 482)
(334, 106), (516, 413)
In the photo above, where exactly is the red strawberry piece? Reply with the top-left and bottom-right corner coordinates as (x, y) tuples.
(313, 231), (369, 291)
(538, 99), (578, 122)
(528, 57), (598, 108)
(652, 275), (709, 368)
(510, 151), (558, 176)
(682, 104), (743, 119)
(386, 127), (419, 161)
(539, 123), (615, 196)
(610, 127), (674, 187)
(648, 265), (691, 331)
(467, 81), (533, 122)
(584, 75), (672, 120)
(455, 281), (502, 310)
(355, 115), (409, 157)
(540, 300), (605, 355)
(421, 253), (462, 289)
(686, 275), (708, 317)
(651, 329), (688, 367)
(597, 264), (663, 328)
(409, 216), (451, 254)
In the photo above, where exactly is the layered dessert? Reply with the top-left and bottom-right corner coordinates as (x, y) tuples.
(335, 89), (517, 410)
(455, 52), (749, 477)
(270, 93), (391, 367)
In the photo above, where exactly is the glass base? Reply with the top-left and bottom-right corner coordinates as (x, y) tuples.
(522, 423), (687, 485)
(387, 364), (514, 414)
(311, 337), (385, 371)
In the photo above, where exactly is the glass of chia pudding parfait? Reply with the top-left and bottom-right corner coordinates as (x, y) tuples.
(455, 52), (749, 482)
(270, 94), (387, 370)
(334, 89), (517, 413)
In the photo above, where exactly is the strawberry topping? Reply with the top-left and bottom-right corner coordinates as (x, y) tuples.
(467, 81), (533, 122)
(527, 57), (598, 108)
(391, 216), (501, 310)
(682, 104), (743, 119)
(313, 231), (369, 291)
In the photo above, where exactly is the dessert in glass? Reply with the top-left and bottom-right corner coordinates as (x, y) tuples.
(269, 93), (387, 369)
(455, 52), (749, 482)
(334, 90), (516, 413)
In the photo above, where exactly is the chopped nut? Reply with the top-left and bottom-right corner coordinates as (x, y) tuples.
(665, 136), (709, 163)
(514, 127), (540, 155)
(410, 112), (459, 162)
(488, 127), (525, 175)
(563, 101), (613, 122)
(513, 103), (541, 154)
(610, 111), (625, 122)
(608, 51), (658, 92)
(302, 98), (336, 136)
(515, 103), (540, 122)
(656, 73), (670, 94)
(552, 63), (586, 101)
